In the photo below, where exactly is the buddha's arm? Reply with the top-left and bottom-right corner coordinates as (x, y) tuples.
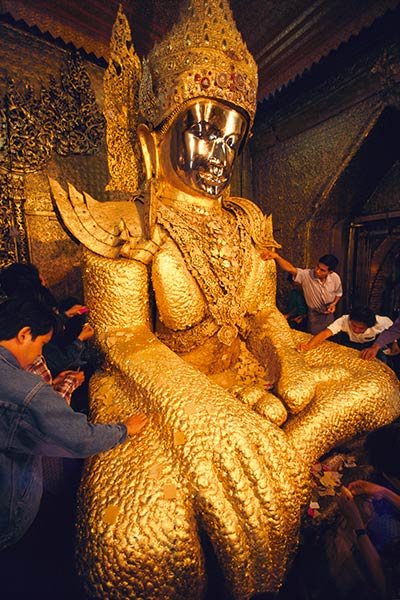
(283, 330), (400, 465)
(244, 256), (347, 414)
(246, 263), (400, 463)
(247, 307), (335, 414)
(81, 248), (309, 598)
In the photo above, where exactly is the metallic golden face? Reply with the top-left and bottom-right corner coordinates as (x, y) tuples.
(168, 100), (248, 197)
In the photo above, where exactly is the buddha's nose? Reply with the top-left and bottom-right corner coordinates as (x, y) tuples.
(210, 139), (228, 165)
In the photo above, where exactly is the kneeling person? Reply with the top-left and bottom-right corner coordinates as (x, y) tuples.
(0, 297), (147, 550)
(298, 306), (392, 360)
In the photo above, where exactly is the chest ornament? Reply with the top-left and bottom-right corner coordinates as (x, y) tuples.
(157, 201), (253, 344)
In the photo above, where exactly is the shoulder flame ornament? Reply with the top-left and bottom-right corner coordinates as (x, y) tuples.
(49, 1), (400, 600)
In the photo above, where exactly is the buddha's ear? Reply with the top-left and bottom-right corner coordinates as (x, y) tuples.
(137, 124), (158, 180)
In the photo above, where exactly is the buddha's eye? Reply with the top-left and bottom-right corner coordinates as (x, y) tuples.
(225, 134), (241, 150)
(189, 121), (219, 141)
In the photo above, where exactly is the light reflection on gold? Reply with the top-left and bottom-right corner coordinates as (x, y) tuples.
(169, 100), (247, 198)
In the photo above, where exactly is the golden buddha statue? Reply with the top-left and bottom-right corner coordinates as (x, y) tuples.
(49, 2), (400, 599)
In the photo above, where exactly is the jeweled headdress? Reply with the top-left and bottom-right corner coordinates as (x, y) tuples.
(105, 0), (258, 193)
(140, 0), (258, 130)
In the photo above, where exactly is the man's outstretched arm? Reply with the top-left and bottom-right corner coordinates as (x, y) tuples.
(261, 249), (297, 276)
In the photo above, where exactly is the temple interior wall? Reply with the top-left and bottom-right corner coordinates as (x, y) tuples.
(0, 22), (108, 301)
(251, 15), (400, 313)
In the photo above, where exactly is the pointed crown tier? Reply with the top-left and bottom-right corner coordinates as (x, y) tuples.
(139, 0), (258, 129)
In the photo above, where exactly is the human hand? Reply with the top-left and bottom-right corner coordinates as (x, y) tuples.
(360, 344), (380, 361)
(337, 486), (365, 530)
(325, 303), (336, 314)
(53, 369), (85, 386)
(65, 303), (86, 317)
(260, 248), (278, 261)
(348, 480), (386, 500)
(297, 341), (311, 352)
(389, 341), (400, 356)
(125, 413), (148, 435)
(78, 323), (95, 341)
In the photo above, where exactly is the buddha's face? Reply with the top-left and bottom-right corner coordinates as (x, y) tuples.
(166, 100), (248, 198)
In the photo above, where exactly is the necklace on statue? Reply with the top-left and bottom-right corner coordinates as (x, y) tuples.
(157, 200), (253, 345)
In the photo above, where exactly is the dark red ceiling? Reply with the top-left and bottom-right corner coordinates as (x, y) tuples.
(1, 0), (400, 99)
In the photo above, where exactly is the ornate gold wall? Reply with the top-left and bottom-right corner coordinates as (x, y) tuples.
(251, 13), (400, 311)
(0, 21), (108, 299)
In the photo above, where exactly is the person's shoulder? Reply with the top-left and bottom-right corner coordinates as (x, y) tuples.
(334, 314), (348, 324)
(0, 347), (25, 376)
(376, 315), (394, 327)
(0, 364), (50, 404)
(329, 270), (341, 280)
(294, 268), (310, 285)
(328, 271), (342, 289)
(329, 314), (348, 331)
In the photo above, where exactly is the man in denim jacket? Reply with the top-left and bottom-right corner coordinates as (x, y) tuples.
(0, 297), (147, 550)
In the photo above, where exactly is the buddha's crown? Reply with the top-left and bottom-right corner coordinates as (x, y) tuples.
(139, 0), (258, 129)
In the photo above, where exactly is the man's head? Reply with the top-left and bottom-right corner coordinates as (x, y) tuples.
(314, 254), (339, 280)
(0, 298), (57, 369)
(0, 262), (54, 306)
(348, 306), (376, 334)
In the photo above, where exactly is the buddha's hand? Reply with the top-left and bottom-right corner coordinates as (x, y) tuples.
(249, 310), (350, 414)
(231, 383), (288, 425)
(106, 329), (308, 597)
(275, 346), (349, 414)
(159, 384), (307, 596)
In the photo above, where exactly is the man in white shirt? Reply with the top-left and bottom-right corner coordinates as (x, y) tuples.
(298, 306), (393, 360)
(261, 250), (343, 334)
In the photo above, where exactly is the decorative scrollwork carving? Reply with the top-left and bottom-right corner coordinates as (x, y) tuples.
(49, 53), (106, 156)
(0, 173), (29, 269)
(0, 53), (106, 174)
(0, 53), (106, 267)
(0, 80), (53, 173)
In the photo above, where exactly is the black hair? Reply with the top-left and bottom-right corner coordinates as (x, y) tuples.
(349, 306), (376, 328)
(0, 297), (57, 341)
(0, 263), (57, 308)
(365, 422), (400, 479)
(318, 254), (339, 271)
